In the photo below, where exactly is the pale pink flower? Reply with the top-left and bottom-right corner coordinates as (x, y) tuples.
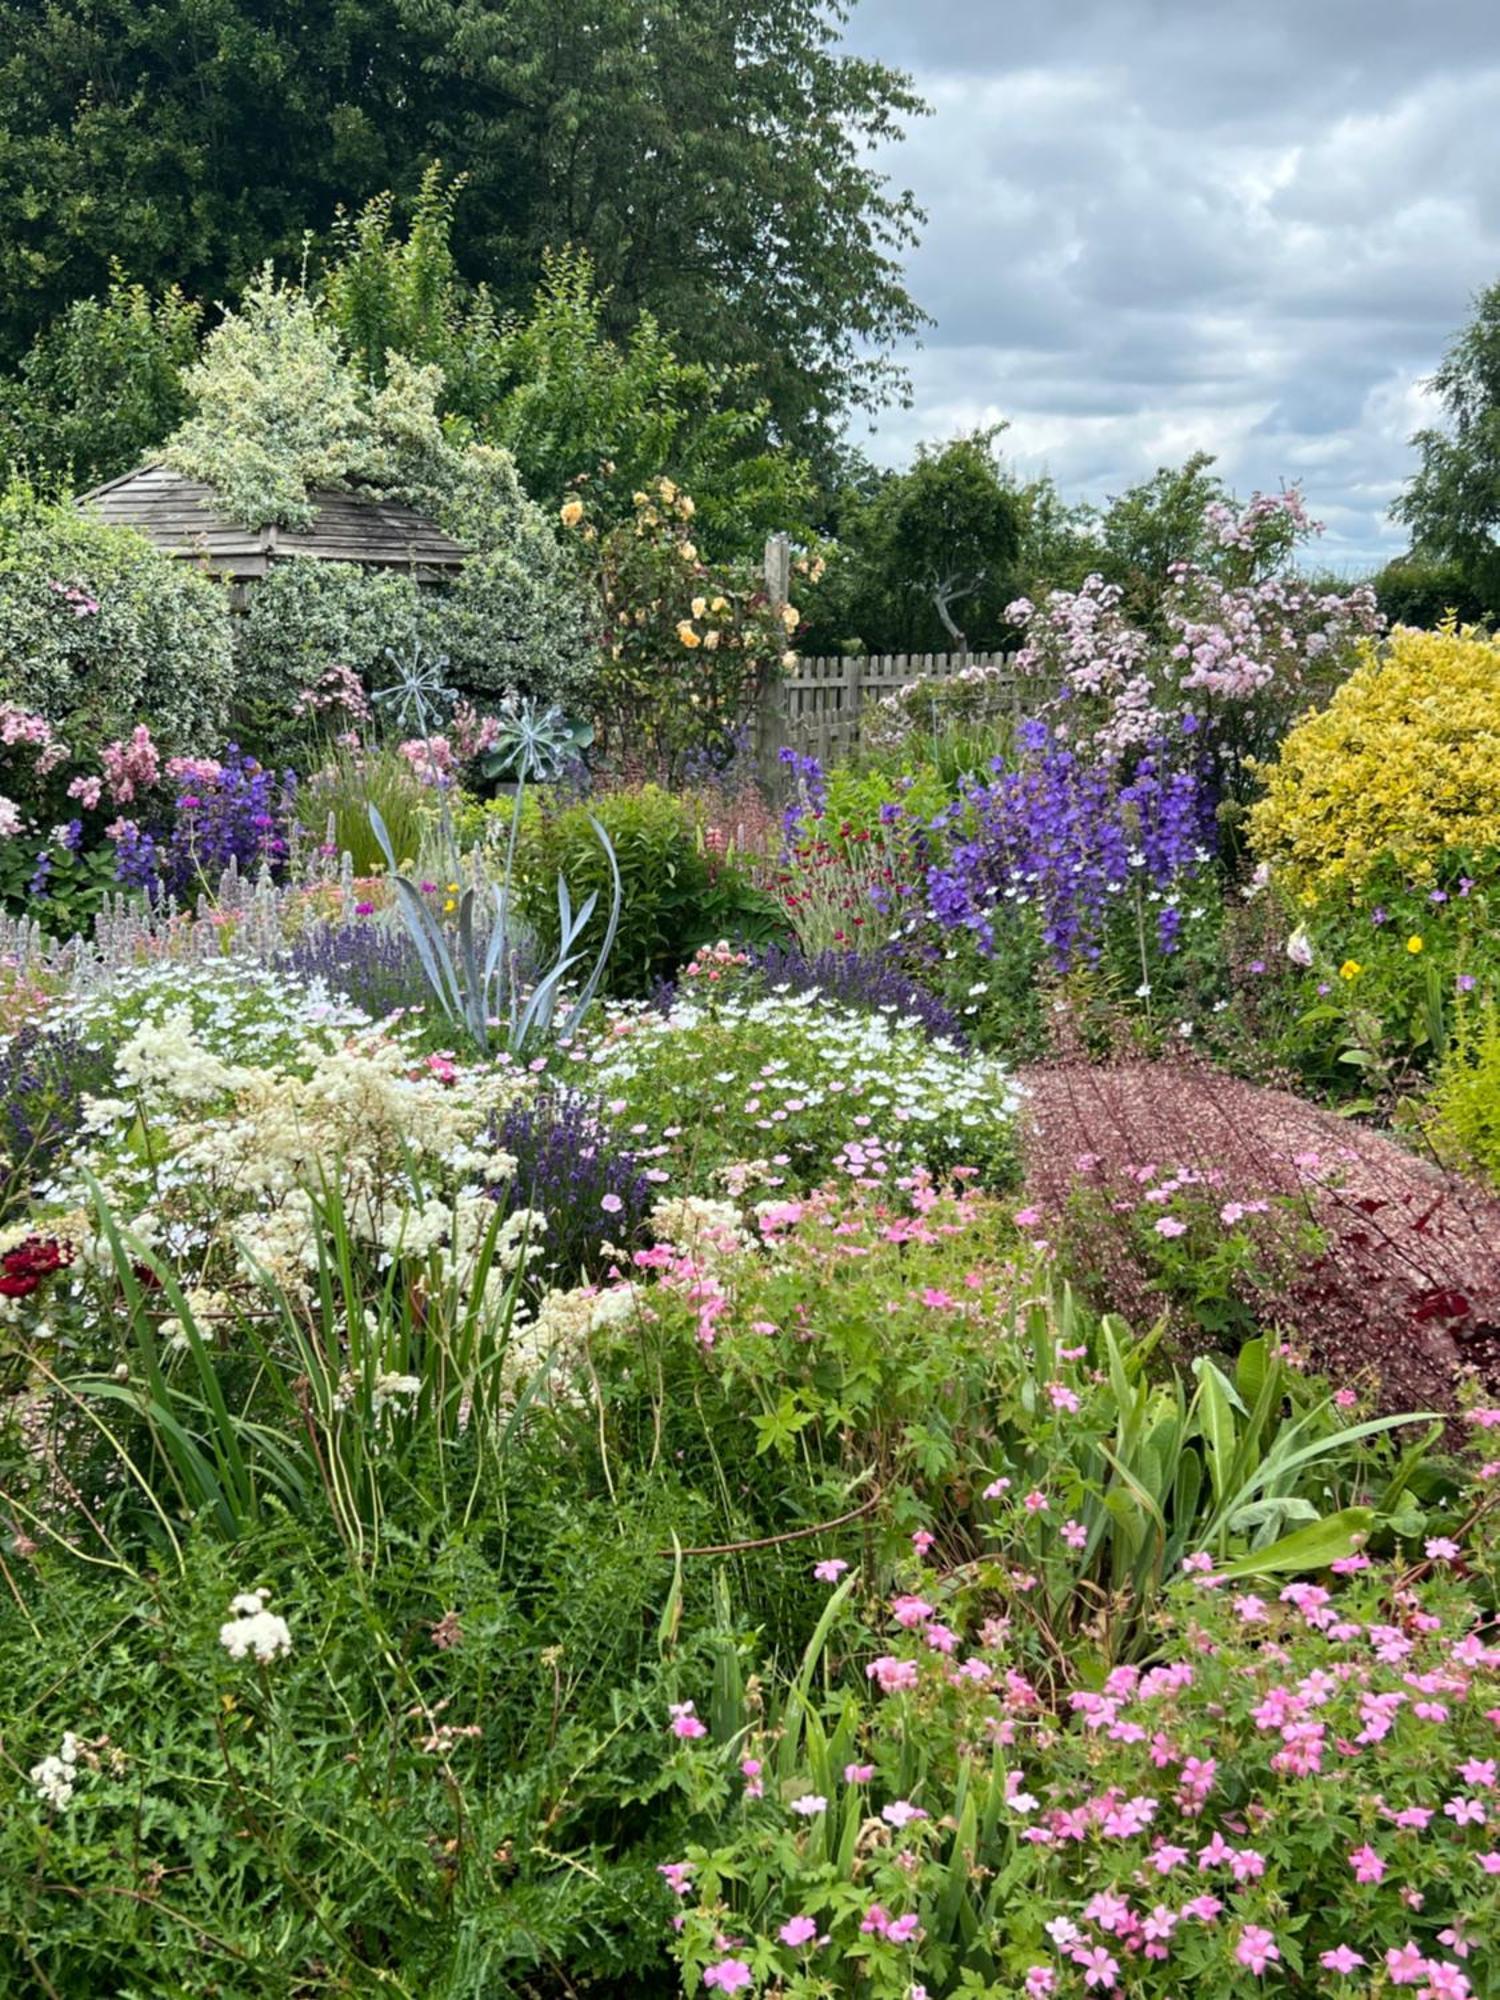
(1235, 1925), (1280, 1975)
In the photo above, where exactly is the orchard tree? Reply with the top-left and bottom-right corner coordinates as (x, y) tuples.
(823, 429), (1025, 654)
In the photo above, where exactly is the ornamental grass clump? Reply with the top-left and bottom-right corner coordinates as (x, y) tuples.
(1251, 622), (1500, 896)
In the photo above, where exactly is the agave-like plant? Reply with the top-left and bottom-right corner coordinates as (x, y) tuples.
(368, 646), (619, 1053)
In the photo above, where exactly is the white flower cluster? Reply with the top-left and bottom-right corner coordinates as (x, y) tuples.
(571, 991), (1021, 1187)
(506, 1280), (644, 1404)
(37, 1008), (534, 1309)
(218, 1588), (293, 1664)
(29, 1731), (82, 1810)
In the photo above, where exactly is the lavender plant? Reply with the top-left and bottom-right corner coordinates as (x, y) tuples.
(490, 1093), (655, 1284)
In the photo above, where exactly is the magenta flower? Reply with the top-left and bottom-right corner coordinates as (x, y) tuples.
(867, 1656), (919, 1694)
(1349, 1843), (1385, 1883)
(881, 1799), (928, 1828)
(844, 1762), (874, 1784)
(812, 1558), (848, 1583)
(1386, 1944), (1430, 1986)
(778, 1915), (819, 1948)
(668, 1701), (707, 1740)
(1073, 1945), (1120, 1991)
(1154, 1215), (1188, 1238)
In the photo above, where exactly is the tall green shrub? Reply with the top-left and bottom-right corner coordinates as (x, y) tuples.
(0, 481), (233, 751)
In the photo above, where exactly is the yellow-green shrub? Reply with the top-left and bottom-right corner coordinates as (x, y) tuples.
(1250, 621), (1500, 894)
(1430, 999), (1500, 1186)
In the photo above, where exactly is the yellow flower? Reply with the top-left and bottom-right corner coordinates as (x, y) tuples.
(443, 898), (457, 914)
(676, 619), (701, 650)
(632, 490), (649, 507)
(781, 650), (798, 670)
(703, 628), (720, 650)
(678, 495), (695, 519)
(710, 595), (728, 614)
(680, 542), (698, 563)
(691, 596), (707, 619)
(1406, 934), (1424, 954)
(781, 603), (800, 630)
(1339, 959), (1362, 980)
(559, 498), (584, 527)
(658, 477), (678, 502)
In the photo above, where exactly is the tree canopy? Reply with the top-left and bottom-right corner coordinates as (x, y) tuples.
(0, 0), (927, 450)
(1393, 279), (1500, 607)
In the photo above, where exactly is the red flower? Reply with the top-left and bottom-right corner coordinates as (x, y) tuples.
(0, 1236), (74, 1299)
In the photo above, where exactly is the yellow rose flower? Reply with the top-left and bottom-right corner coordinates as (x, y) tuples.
(658, 477), (678, 501)
(710, 595), (728, 614)
(678, 495), (695, 519)
(680, 542), (698, 562)
(1339, 959), (1362, 980)
(703, 629), (720, 651)
(559, 498), (584, 526)
(781, 650), (798, 670)
(676, 619), (701, 649)
(691, 596), (707, 619)
(632, 490), (649, 506)
(781, 603), (799, 630)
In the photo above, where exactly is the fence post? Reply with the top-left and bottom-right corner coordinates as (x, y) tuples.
(756, 532), (792, 794)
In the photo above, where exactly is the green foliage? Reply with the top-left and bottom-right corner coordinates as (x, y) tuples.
(164, 269), (446, 531)
(579, 482), (795, 781)
(519, 785), (780, 995)
(325, 204), (812, 558)
(481, 251), (812, 555)
(185, 281), (600, 720)
(1371, 549), (1496, 628)
(0, 273), (200, 491)
(1394, 276), (1500, 607)
(808, 430), (1026, 654)
(296, 743), (435, 876)
(1431, 996), (1500, 1185)
(0, 0), (928, 452)
(0, 480), (234, 753)
(562, 989), (1021, 1192)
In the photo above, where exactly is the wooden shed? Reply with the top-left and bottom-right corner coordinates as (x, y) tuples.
(79, 463), (468, 594)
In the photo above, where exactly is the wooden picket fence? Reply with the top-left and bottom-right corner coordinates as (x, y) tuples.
(755, 649), (1010, 785)
(750, 536), (1056, 792)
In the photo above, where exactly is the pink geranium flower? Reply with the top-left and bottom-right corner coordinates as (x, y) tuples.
(1235, 1925), (1281, 1975)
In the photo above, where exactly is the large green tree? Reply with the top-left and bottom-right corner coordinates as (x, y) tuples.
(0, 0), (927, 447)
(1393, 279), (1500, 607)
(804, 430), (1027, 655)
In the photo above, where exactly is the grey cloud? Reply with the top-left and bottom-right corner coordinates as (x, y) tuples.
(843, 0), (1500, 563)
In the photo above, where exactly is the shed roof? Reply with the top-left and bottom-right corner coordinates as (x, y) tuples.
(79, 463), (468, 578)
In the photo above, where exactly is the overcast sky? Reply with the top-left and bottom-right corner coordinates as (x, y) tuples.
(842, 0), (1500, 569)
